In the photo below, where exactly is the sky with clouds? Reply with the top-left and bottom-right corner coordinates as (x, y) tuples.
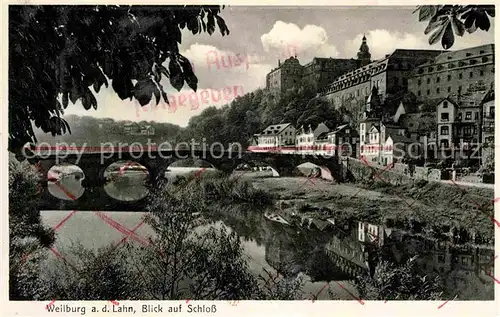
(65, 6), (495, 127)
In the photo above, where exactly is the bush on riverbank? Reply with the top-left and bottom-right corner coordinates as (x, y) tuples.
(161, 171), (274, 209)
(354, 256), (444, 300)
(9, 156), (55, 300)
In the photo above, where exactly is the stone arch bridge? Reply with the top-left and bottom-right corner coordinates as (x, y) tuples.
(29, 148), (346, 211)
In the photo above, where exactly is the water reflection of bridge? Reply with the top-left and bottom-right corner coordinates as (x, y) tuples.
(30, 147), (345, 211)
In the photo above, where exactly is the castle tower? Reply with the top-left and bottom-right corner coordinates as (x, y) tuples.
(357, 34), (371, 65)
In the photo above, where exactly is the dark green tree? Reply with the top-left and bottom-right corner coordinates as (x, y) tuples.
(415, 5), (494, 49)
(9, 5), (230, 152)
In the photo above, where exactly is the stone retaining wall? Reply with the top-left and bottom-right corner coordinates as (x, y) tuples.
(344, 158), (442, 185)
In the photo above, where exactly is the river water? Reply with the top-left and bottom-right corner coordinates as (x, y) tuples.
(40, 165), (494, 300)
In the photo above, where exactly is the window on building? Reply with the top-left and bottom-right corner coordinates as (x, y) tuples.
(474, 112), (479, 120)
(418, 91), (421, 96)
(428, 67), (434, 72)
(427, 78), (431, 84)
(469, 72), (473, 78)
(458, 86), (462, 94)
(441, 140), (449, 148)
(458, 113), (462, 120)
(464, 126), (472, 135)
(480, 70), (484, 76)
(466, 112), (472, 120)
(418, 79), (422, 86)
(459, 73), (463, 79)
(436, 77), (440, 83)
(441, 113), (449, 121)
(473, 127), (477, 134)
(489, 107), (495, 117)
(466, 52), (472, 57)
(438, 254), (445, 263)
(448, 87), (451, 93)
(437, 88), (440, 94)
(447, 74), (451, 81)
(440, 126), (449, 135)
(427, 89), (430, 95)
(480, 50), (485, 54)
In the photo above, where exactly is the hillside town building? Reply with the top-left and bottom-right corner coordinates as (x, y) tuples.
(408, 44), (495, 101)
(255, 123), (296, 148)
(258, 41), (494, 173)
(319, 49), (443, 111)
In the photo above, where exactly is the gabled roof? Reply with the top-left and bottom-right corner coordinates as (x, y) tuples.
(368, 125), (380, 133)
(260, 123), (292, 136)
(331, 124), (348, 133)
(386, 133), (414, 144)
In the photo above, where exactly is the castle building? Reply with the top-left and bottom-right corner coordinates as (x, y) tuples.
(408, 44), (495, 101)
(265, 36), (373, 95)
(302, 57), (361, 92)
(319, 49), (444, 111)
(265, 57), (304, 95)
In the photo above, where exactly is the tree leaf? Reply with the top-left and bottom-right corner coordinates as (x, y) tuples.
(179, 55), (198, 91)
(476, 11), (491, 31)
(112, 75), (134, 100)
(156, 64), (169, 78)
(418, 6), (438, 22)
(482, 5), (495, 17)
(450, 15), (465, 37)
(154, 86), (161, 105)
(69, 84), (81, 104)
(62, 92), (69, 109)
(133, 79), (156, 106)
(215, 15), (229, 36)
(428, 21), (449, 46)
(424, 16), (445, 35)
(207, 13), (215, 35)
(169, 58), (184, 91)
(81, 89), (97, 110)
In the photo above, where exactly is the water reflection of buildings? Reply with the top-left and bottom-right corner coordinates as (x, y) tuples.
(263, 223), (352, 281)
(321, 220), (494, 298)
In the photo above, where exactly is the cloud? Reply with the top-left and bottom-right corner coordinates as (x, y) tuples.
(64, 44), (273, 126)
(261, 21), (340, 62)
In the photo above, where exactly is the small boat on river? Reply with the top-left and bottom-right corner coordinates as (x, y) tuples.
(264, 212), (290, 225)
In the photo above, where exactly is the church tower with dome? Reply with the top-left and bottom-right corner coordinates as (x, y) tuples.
(357, 34), (371, 66)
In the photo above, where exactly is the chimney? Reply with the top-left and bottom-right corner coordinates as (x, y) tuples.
(278, 59), (281, 67)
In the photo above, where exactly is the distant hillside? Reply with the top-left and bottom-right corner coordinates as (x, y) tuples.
(33, 115), (183, 146)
